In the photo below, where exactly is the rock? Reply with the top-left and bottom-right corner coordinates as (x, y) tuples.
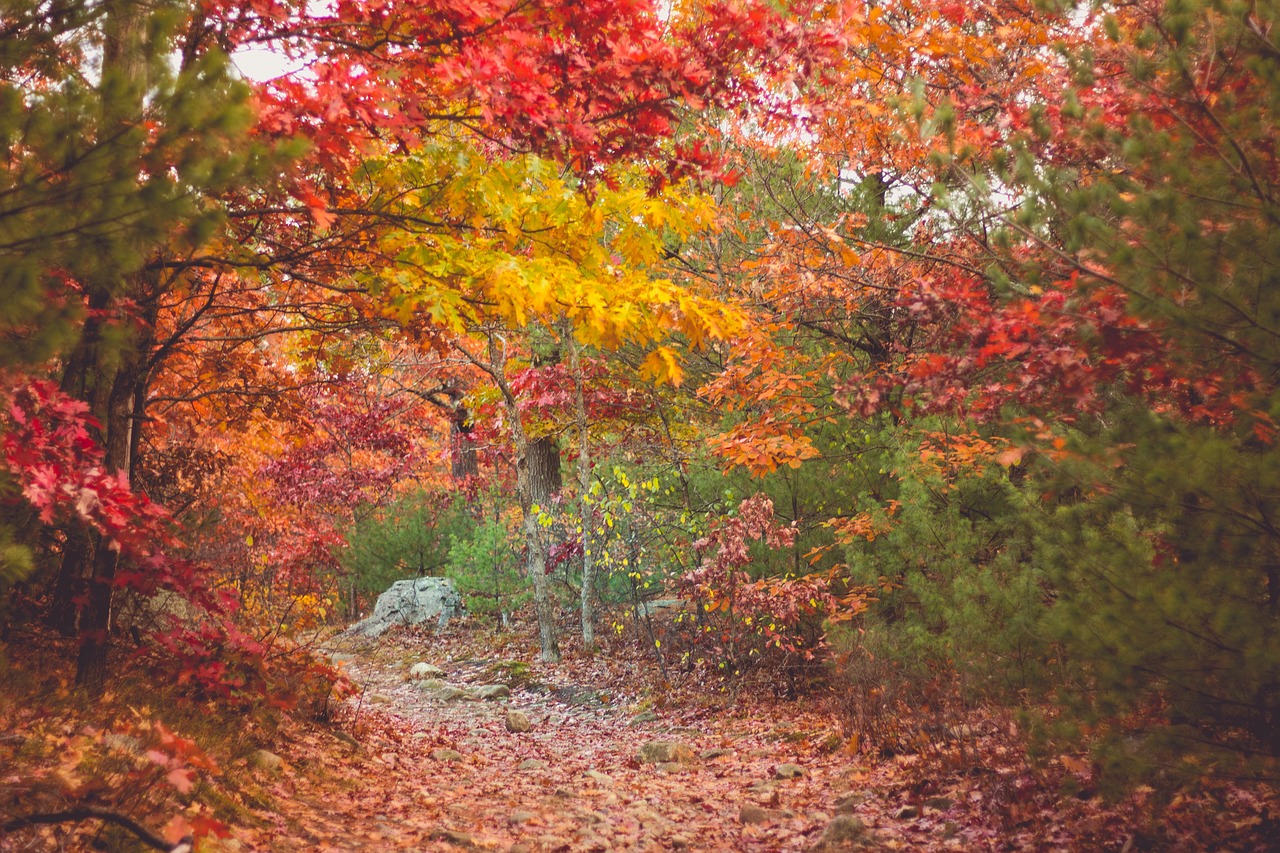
(669, 835), (691, 848)
(629, 710), (659, 725)
(518, 759), (548, 771)
(821, 815), (869, 846)
(508, 811), (537, 825)
(409, 662), (446, 679)
(102, 734), (142, 755)
(430, 748), (464, 763)
(412, 679), (444, 691)
(739, 804), (782, 825)
(773, 763), (806, 779)
(433, 686), (474, 702)
(925, 796), (955, 811)
(638, 740), (694, 764)
(427, 828), (474, 847)
(749, 780), (778, 799)
(248, 749), (283, 776)
(656, 761), (687, 774)
(506, 710), (532, 733)
(634, 598), (684, 617)
(834, 793), (865, 814)
(895, 805), (920, 820)
(700, 747), (732, 760)
(474, 684), (511, 701)
(346, 577), (466, 637)
(583, 769), (613, 785)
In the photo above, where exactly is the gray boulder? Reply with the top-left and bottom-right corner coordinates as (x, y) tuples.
(347, 577), (466, 637)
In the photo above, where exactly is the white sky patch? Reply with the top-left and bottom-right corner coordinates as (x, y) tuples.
(232, 46), (310, 82)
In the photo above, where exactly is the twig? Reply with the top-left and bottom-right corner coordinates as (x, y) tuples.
(2, 807), (190, 851)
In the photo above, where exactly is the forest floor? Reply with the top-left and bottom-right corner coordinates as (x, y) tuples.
(2, 618), (1277, 851)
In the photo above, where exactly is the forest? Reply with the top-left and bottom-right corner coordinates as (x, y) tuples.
(1, 0), (1278, 849)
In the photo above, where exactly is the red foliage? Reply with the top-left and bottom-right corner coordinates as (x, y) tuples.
(843, 273), (1261, 431)
(668, 495), (867, 683)
(227, 0), (844, 195)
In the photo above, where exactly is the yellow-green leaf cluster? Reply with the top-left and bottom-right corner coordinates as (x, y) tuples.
(368, 140), (741, 353)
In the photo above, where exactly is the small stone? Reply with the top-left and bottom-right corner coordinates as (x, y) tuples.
(638, 740), (694, 764)
(583, 769), (613, 785)
(427, 828), (474, 848)
(700, 747), (732, 760)
(925, 796), (955, 811)
(895, 805), (920, 820)
(430, 748), (464, 763)
(506, 710), (532, 733)
(629, 710), (659, 725)
(474, 684), (511, 701)
(409, 662), (446, 679)
(330, 730), (360, 749)
(739, 804), (780, 825)
(773, 763), (806, 779)
(821, 815), (868, 845)
(102, 734), (142, 754)
(518, 759), (548, 771)
(412, 679), (443, 691)
(834, 792), (865, 814)
(248, 749), (283, 776)
(434, 686), (474, 702)
(669, 835), (691, 848)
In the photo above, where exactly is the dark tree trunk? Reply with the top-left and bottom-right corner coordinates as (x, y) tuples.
(450, 409), (479, 480)
(527, 436), (561, 504)
(47, 527), (90, 636)
(75, 325), (149, 690)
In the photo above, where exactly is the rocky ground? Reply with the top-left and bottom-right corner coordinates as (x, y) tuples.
(5, 619), (1274, 851)
(228, 627), (969, 852)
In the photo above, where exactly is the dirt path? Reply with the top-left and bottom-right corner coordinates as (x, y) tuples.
(235, 632), (928, 852)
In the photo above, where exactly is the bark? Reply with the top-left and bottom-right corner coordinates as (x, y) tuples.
(75, 305), (153, 690)
(567, 337), (595, 649)
(71, 0), (153, 692)
(527, 436), (562, 502)
(468, 333), (561, 662)
(450, 412), (479, 480)
(47, 291), (113, 633)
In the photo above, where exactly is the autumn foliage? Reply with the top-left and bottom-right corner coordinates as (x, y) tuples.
(2, 0), (1279, 848)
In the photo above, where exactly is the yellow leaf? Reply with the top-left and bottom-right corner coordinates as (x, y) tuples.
(639, 346), (685, 386)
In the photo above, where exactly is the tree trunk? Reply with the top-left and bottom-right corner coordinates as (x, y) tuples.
(69, 0), (151, 692)
(450, 410), (479, 480)
(527, 437), (562, 505)
(568, 337), (595, 649)
(47, 290), (113, 633)
(75, 315), (151, 690)
(476, 333), (561, 662)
